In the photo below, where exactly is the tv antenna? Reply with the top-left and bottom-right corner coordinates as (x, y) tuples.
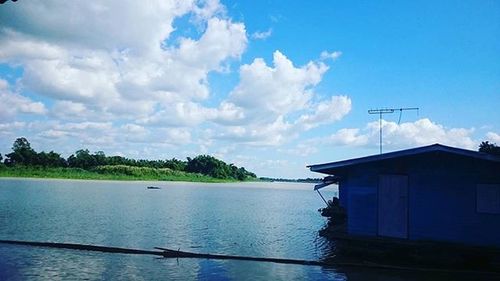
(368, 107), (419, 154)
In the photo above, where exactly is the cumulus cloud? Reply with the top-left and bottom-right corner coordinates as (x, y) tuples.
(215, 51), (350, 146)
(230, 51), (328, 119)
(295, 96), (352, 131)
(0, 0), (195, 52)
(486, 132), (500, 143)
(327, 128), (370, 146)
(0, 79), (47, 120)
(139, 102), (216, 127)
(162, 128), (192, 145)
(0, 0), (247, 122)
(320, 118), (477, 150)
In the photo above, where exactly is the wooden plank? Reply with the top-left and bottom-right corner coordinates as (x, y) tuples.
(378, 175), (408, 238)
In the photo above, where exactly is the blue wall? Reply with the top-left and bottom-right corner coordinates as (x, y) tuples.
(408, 154), (500, 247)
(345, 166), (378, 236)
(339, 154), (500, 247)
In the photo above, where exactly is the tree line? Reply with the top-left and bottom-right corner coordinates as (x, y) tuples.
(479, 141), (500, 156)
(0, 137), (257, 181)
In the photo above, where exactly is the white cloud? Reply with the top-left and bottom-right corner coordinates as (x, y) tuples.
(38, 129), (68, 139)
(320, 51), (342, 61)
(0, 122), (26, 132)
(22, 52), (120, 104)
(0, 0), (196, 53)
(486, 132), (500, 143)
(54, 122), (113, 132)
(174, 18), (247, 72)
(192, 0), (226, 22)
(121, 124), (148, 135)
(375, 119), (475, 149)
(230, 51), (328, 119)
(215, 116), (292, 146)
(320, 118), (477, 150)
(0, 31), (64, 61)
(251, 28), (272, 40)
(50, 100), (112, 121)
(213, 50), (349, 146)
(295, 95), (352, 131)
(212, 102), (246, 124)
(0, 79), (47, 119)
(0, 0), (247, 122)
(328, 128), (370, 146)
(139, 102), (213, 127)
(163, 128), (192, 145)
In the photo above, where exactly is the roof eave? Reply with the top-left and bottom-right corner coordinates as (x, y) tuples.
(308, 143), (500, 174)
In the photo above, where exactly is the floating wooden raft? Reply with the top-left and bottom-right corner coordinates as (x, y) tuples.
(0, 240), (161, 256)
(1, 239), (499, 276)
(155, 246), (323, 266)
(0, 240), (322, 266)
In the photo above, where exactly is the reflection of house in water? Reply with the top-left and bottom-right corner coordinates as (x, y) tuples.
(309, 144), (500, 248)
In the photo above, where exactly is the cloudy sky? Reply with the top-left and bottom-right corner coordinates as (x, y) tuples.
(0, 0), (499, 178)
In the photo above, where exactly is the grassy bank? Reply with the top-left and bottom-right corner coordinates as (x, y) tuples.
(0, 165), (236, 183)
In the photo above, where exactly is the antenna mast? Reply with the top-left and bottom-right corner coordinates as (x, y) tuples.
(368, 107), (419, 154)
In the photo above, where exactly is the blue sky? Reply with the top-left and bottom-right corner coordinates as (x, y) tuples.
(0, 0), (499, 178)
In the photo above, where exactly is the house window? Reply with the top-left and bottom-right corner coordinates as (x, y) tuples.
(477, 184), (500, 214)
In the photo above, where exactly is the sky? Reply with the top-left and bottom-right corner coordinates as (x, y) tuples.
(0, 0), (499, 178)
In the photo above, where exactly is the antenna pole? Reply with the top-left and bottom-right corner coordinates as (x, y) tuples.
(379, 111), (382, 154)
(368, 107), (419, 154)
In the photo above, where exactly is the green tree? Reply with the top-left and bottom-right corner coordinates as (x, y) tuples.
(93, 151), (106, 166)
(164, 158), (187, 171)
(479, 141), (500, 156)
(37, 151), (67, 167)
(5, 137), (38, 166)
(186, 155), (230, 179)
(67, 149), (97, 169)
(184, 155), (255, 180)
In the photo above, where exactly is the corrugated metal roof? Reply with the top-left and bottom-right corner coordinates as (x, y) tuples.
(308, 143), (500, 173)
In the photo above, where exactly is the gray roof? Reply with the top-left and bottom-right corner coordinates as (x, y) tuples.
(308, 143), (500, 174)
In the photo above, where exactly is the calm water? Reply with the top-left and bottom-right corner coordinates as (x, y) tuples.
(0, 179), (489, 280)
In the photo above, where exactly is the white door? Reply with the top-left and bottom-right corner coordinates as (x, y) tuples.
(378, 175), (408, 239)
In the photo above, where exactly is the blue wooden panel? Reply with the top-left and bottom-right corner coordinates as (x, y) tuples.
(338, 180), (348, 209)
(378, 175), (408, 238)
(477, 184), (500, 214)
(408, 159), (500, 248)
(347, 185), (377, 236)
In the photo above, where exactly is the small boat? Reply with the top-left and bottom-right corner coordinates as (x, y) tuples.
(147, 186), (161, 190)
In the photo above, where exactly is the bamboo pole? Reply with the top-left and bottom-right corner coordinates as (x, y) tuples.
(1, 239), (499, 276)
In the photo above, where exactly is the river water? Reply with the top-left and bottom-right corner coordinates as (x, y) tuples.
(0, 179), (488, 280)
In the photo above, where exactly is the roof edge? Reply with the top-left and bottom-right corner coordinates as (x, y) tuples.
(308, 143), (500, 173)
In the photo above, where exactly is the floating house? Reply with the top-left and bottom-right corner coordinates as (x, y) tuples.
(308, 144), (500, 248)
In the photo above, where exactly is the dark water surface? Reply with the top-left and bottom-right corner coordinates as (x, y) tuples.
(0, 179), (490, 280)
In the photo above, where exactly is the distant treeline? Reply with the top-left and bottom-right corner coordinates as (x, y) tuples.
(0, 137), (257, 181)
(259, 177), (322, 183)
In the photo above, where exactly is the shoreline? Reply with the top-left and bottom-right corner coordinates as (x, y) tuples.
(0, 176), (323, 191)
(0, 175), (242, 184)
(0, 176), (216, 184)
(0, 165), (248, 184)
